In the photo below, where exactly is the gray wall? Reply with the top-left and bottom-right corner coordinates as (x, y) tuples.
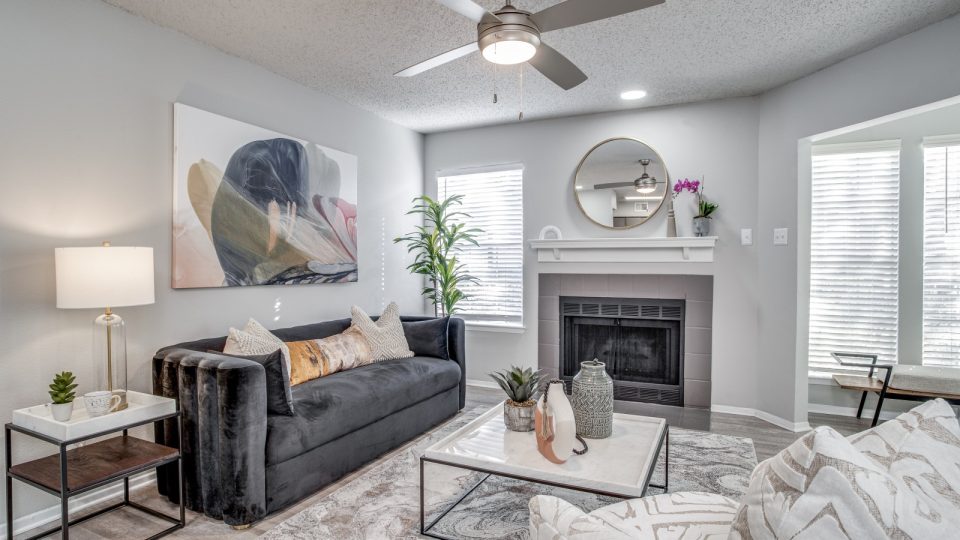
(0, 0), (423, 527)
(757, 14), (960, 424)
(808, 103), (960, 414)
(424, 97), (762, 413)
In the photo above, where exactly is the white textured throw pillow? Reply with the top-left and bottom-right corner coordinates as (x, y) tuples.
(730, 423), (960, 539)
(223, 318), (291, 374)
(350, 303), (414, 362)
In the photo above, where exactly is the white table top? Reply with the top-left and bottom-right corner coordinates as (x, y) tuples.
(11, 391), (176, 442)
(424, 403), (666, 498)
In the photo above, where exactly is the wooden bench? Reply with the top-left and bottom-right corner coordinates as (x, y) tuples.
(830, 352), (960, 426)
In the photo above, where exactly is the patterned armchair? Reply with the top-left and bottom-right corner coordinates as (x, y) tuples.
(530, 398), (960, 539)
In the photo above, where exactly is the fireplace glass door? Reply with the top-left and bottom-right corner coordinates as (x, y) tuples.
(565, 316), (681, 387)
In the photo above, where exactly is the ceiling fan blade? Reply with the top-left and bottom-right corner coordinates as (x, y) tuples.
(592, 182), (634, 189)
(395, 42), (478, 77)
(434, 0), (502, 24)
(530, 0), (664, 32)
(527, 43), (587, 90)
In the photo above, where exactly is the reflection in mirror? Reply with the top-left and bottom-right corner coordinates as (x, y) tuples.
(574, 138), (669, 229)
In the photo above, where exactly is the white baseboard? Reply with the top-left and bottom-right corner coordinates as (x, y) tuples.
(807, 402), (901, 421)
(466, 379), (500, 390)
(711, 405), (811, 432)
(0, 471), (156, 540)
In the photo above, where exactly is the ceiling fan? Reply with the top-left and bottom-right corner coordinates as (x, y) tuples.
(592, 159), (663, 193)
(395, 0), (665, 90)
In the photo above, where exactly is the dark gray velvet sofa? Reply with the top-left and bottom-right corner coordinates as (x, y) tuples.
(151, 316), (465, 527)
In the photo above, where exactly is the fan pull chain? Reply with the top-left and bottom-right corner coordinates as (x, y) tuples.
(518, 63), (524, 121)
(493, 63), (498, 104)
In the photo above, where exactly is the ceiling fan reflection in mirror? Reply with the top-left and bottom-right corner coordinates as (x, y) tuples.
(593, 159), (664, 193)
(395, 0), (665, 90)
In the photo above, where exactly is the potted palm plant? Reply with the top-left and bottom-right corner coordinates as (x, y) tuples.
(490, 366), (543, 431)
(394, 195), (480, 316)
(48, 371), (77, 422)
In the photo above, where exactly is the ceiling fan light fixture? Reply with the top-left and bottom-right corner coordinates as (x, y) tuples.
(621, 90), (648, 100)
(480, 29), (540, 65)
(635, 178), (657, 194)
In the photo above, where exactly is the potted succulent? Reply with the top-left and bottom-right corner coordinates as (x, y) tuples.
(490, 366), (543, 432)
(673, 178), (718, 237)
(48, 371), (77, 422)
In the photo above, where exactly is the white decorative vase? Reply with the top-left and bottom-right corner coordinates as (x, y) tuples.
(50, 402), (73, 422)
(535, 381), (578, 464)
(673, 197), (696, 237)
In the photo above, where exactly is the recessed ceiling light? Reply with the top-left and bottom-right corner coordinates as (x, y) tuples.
(620, 90), (647, 100)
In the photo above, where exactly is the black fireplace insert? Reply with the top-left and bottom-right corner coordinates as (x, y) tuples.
(560, 297), (684, 405)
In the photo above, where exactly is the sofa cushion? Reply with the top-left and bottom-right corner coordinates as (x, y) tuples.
(402, 316), (450, 359)
(265, 356), (461, 465)
(286, 327), (373, 386)
(350, 303), (414, 362)
(889, 365), (960, 395)
(271, 318), (351, 342)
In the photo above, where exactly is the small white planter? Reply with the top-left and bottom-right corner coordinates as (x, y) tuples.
(50, 402), (73, 422)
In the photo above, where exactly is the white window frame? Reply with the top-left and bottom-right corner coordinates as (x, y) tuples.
(436, 163), (524, 330)
(922, 135), (960, 367)
(807, 140), (901, 375)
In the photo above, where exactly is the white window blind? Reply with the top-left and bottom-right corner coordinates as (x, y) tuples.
(922, 137), (960, 367)
(808, 142), (900, 373)
(438, 166), (523, 325)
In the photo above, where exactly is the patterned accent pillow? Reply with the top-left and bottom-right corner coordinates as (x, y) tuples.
(528, 492), (738, 539)
(729, 423), (960, 539)
(224, 318), (291, 374)
(286, 327), (373, 386)
(349, 302), (414, 362)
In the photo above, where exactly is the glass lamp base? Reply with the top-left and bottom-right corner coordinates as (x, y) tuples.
(94, 310), (128, 411)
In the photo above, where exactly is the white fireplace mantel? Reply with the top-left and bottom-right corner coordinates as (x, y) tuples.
(528, 237), (717, 263)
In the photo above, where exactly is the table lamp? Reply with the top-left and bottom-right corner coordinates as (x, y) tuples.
(55, 242), (155, 410)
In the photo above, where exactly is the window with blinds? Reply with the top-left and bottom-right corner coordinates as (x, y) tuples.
(922, 137), (960, 367)
(437, 166), (523, 326)
(808, 142), (901, 373)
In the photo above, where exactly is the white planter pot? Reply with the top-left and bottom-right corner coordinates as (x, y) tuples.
(50, 402), (73, 422)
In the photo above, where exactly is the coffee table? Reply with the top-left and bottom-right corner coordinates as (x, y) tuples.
(419, 403), (668, 539)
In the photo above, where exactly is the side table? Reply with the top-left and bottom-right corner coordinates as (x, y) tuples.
(5, 394), (185, 540)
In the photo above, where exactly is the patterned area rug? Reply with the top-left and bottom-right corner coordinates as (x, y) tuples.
(261, 407), (757, 539)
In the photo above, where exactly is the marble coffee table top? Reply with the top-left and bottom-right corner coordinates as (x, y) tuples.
(423, 403), (666, 498)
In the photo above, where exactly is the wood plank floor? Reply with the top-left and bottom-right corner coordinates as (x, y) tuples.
(13, 386), (875, 539)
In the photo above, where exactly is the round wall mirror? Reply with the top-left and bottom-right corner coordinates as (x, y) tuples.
(574, 137), (669, 229)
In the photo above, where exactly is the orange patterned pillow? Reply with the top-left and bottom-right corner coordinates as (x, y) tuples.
(286, 327), (373, 386)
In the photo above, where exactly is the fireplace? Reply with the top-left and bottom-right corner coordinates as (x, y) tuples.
(560, 296), (684, 405)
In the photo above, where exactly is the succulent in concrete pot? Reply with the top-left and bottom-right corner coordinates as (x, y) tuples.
(490, 366), (543, 432)
(49, 371), (77, 422)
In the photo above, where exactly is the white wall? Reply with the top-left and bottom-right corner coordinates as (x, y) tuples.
(424, 98), (761, 414)
(807, 102), (960, 415)
(0, 0), (423, 528)
(758, 13), (960, 424)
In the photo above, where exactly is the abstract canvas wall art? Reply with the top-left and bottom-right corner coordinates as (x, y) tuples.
(173, 103), (358, 288)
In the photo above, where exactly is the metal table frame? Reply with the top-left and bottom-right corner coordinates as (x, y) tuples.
(420, 424), (668, 539)
(5, 411), (185, 540)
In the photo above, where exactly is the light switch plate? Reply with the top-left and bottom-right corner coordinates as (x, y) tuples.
(774, 228), (789, 245)
(740, 228), (753, 246)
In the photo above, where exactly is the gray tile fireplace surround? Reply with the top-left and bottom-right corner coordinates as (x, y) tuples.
(538, 273), (714, 408)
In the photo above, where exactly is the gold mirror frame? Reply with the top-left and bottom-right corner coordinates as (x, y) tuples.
(573, 137), (670, 230)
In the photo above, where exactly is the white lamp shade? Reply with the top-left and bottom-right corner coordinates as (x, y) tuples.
(55, 246), (155, 309)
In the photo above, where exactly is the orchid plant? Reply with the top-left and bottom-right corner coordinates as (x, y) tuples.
(673, 178), (718, 218)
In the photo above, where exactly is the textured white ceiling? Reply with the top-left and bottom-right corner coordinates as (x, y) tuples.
(103, 0), (960, 133)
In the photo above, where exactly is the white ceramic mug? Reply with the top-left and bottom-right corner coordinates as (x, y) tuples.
(84, 391), (121, 417)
